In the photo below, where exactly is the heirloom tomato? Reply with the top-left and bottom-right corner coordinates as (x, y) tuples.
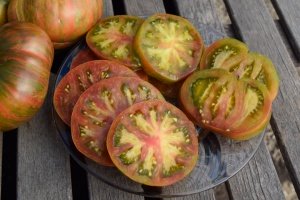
(227, 52), (279, 100)
(106, 99), (199, 186)
(70, 48), (98, 70)
(0, 22), (53, 131)
(86, 15), (144, 70)
(199, 38), (248, 70)
(180, 69), (272, 140)
(71, 77), (164, 166)
(134, 13), (204, 83)
(53, 60), (138, 126)
(8, 0), (103, 49)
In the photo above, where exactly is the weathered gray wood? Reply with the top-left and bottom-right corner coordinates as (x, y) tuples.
(226, 141), (285, 200)
(175, 0), (224, 33)
(177, 0), (285, 199)
(225, 0), (300, 197)
(271, 0), (300, 60)
(102, 0), (114, 17)
(123, 0), (165, 16)
(17, 75), (73, 200)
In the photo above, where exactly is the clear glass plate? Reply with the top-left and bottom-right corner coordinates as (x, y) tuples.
(52, 23), (264, 198)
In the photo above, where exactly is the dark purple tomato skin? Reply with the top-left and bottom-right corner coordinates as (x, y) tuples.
(0, 22), (54, 131)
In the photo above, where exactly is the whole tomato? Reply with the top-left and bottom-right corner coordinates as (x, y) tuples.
(8, 0), (103, 49)
(0, 22), (54, 131)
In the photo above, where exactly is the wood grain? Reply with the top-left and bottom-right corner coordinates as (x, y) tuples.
(123, 0), (165, 16)
(225, 0), (300, 197)
(17, 75), (73, 200)
(226, 141), (285, 200)
(271, 0), (300, 60)
(177, 0), (285, 199)
(102, 0), (114, 17)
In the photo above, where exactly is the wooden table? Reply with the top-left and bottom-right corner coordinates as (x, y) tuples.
(1, 0), (300, 199)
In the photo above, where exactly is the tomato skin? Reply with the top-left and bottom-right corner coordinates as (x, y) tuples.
(8, 0), (103, 49)
(86, 15), (144, 70)
(107, 99), (198, 186)
(199, 37), (248, 70)
(0, 22), (53, 131)
(70, 47), (98, 70)
(134, 13), (204, 83)
(71, 77), (164, 166)
(180, 69), (272, 140)
(148, 77), (184, 99)
(54, 60), (138, 126)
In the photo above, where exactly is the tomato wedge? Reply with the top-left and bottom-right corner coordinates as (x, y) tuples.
(107, 99), (198, 186)
(199, 38), (248, 70)
(134, 13), (204, 83)
(86, 15), (144, 70)
(70, 47), (98, 69)
(53, 60), (138, 125)
(71, 77), (164, 166)
(180, 68), (272, 140)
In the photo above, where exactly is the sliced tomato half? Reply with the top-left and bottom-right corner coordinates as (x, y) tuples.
(134, 13), (204, 83)
(71, 77), (164, 166)
(53, 60), (138, 125)
(180, 68), (272, 140)
(106, 99), (198, 186)
(199, 38), (248, 70)
(86, 15), (144, 70)
(70, 47), (98, 69)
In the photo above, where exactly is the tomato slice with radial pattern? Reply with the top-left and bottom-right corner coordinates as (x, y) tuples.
(180, 68), (272, 140)
(134, 13), (204, 83)
(106, 99), (199, 186)
(199, 38), (248, 70)
(86, 15), (144, 71)
(71, 77), (164, 166)
(53, 60), (138, 126)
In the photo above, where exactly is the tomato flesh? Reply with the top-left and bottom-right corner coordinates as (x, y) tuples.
(134, 13), (204, 83)
(180, 68), (272, 140)
(71, 77), (164, 166)
(53, 60), (138, 125)
(70, 47), (98, 69)
(107, 100), (198, 186)
(86, 15), (144, 70)
(199, 38), (248, 70)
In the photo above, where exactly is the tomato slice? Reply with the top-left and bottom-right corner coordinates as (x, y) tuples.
(180, 68), (272, 140)
(227, 52), (279, 100)
(106, 99), (198, 186)
(86, 15), (144, 70)
(135, 69), (149, 81)
(71, 77), (164, 166)
(134, 13), (204, 83)
(70, 47), (98, 69)
(53, 60), (138, 125)
(148, 77), (184, 99)
(199, 38), (248, 70)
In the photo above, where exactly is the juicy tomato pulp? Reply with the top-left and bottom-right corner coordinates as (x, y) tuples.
(200, 38), (248, 70)
(200, 38), (279, 100)
(86, 15), (144, 70)
(180, 69), (272, 140)
(134, 13), (204, 83)
(71, 77), (164, 166)
(107, 100), (198, 186)
(53, 60), (138, 125)
(70, 47), (98, 69)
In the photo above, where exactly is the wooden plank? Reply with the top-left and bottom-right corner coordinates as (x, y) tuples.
(17, 75), (73, 200)
(176, 0), (285, 199)
(102, 0), (114, 17)
(271, 0), (300, 60)
(226, 141), (285, 200)
(123, 0), (165, 16)
(224, 0), (300, 197)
